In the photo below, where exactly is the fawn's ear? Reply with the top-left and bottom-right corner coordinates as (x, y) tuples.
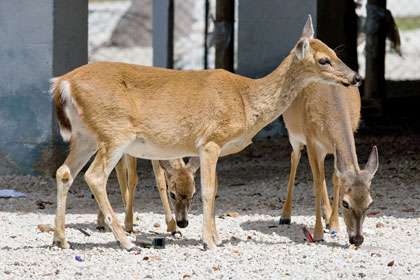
(364, 146), (379, 179)
(295, 38), (310, 59)
(186, 157), (200, 173)
(301, 15), (314, 39)
(159, 160), (175, 175)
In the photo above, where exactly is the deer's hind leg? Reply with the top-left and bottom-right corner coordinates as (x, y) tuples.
(53, 136), (97, 249)
(212, 172), (221, 245)
(84, 142), (137, 251)
(280, 138), (303, 225)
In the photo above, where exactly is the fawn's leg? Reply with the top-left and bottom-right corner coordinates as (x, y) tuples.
(306, 142), (327, 242)
(54, 137), (96, 248)
(151, 160), (177, 233)
(328, 173), (341, 232)
(280, 140), (303, 224)
(124, 155), (138, 232)
(200, 142), (220, 250)
(211, 172), (221, 245)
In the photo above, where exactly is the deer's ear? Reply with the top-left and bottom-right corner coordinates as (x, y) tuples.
(364, 146), (379, 179)
(295, 38), (310, 60)
(186, 157), (200, 173)
(301, 15), (314, 39)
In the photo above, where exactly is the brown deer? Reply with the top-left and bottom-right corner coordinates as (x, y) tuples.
(50, 16), (361, 251)
(96, 155), (199, 234)
(279, 83), (379, 246)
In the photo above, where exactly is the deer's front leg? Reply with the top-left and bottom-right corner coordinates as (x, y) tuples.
(280, 142), (302, 224)
(123, 155), (138, 232)
(200, 142), (221, 250)
(328, 173), (340, 233)
(151, 160), (177, 233)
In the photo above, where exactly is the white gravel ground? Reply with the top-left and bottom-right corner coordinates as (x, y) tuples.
(1, 134), (419, 279)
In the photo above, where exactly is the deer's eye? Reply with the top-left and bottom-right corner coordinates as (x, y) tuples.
(170, 192), (176, 200)
(319, 58), (331, 65)
(342, 200), (350, 209)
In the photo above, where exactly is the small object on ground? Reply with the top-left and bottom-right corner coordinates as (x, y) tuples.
(233, 250), (239, 254)
(135, 234), (165, 249)
(78, 228), (91, 237)
(153, 223), (160, 228)
(171, 231), (182, 238)
(213, 265), (221, 271)
(0, 189), (27, 198)
(376, 222), (385, 228)
(183, 275), (191, 278)
(268, 225), (278, 228)
(75, 256), (83, 262)
(387, 260), (395, 267)
(143, 256), (149, 261)
(359, 272), (366, 278)
(367, 211), (380, 216)
(402, 208), (415, 213)
(38, 224), (55, 232)
(302, 226), (314, 243)
(330, 231), (337, 235)
(219, 212), (239, 219)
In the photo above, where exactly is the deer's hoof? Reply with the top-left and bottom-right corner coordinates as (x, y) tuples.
(96, 226), (106, 232)
(128, 246), (141, 253)
(279, 218), (291, 225)
(171, 231), (182, 239)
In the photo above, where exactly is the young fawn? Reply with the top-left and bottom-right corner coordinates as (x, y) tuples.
(96, 155), (199, 234)
(279, 83), (378, 246)
(50, 16), (361, 251)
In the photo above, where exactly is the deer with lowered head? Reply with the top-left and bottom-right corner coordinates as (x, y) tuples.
(279, 82), (379, 246)
(50, 15), (361, 251)
(95, 155), (199, 234)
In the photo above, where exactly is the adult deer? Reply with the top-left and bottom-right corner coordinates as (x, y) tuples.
(50, 16), (361, 251)
(279, 83), (379, 246)
(96, 155), (199, 234)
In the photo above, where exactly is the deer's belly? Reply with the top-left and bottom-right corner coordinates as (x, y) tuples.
(125, 136), (197, 160)
(220, 134), (252, 156)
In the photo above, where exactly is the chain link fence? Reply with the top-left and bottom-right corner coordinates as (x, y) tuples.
(88, 0), (215, 70)
(356, 0), (420, 81)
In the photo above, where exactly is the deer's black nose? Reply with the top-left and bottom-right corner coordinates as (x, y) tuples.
(177, 220), (189, 228)
(349, 235), (364, 246)
(353, 73), (362, 85)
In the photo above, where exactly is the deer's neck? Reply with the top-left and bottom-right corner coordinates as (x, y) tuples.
(243, 55), (311, 134)
(329, 92), (360, 173)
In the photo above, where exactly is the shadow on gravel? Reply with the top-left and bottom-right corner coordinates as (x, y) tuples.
(240, 219), (348, 249)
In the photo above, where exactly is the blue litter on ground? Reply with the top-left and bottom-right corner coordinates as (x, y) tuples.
(331, 231), (336, 235)
(75, 256), (83, 262)
(0, 189), (27, 198)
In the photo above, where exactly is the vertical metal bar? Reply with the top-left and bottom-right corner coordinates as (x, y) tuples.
(153, 0), (174, 68)
(204, 0), (209, 69)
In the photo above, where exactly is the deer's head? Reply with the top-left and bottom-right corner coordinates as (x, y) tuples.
(159, 158), (200, 228)
(334, 146), (379, 246)
(293, 15), (362, 88)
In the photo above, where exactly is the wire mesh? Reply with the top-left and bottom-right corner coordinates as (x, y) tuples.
(88, 0), (215, 70)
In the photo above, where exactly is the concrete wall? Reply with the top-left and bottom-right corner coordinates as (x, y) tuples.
(0, 0), (87, 175)
(237, 0), (317, 138)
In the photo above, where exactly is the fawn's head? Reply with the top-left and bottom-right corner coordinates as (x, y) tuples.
(159, 158), (200, 228)
(334, 146), (379, 246)
(293, 15), (362, 88)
